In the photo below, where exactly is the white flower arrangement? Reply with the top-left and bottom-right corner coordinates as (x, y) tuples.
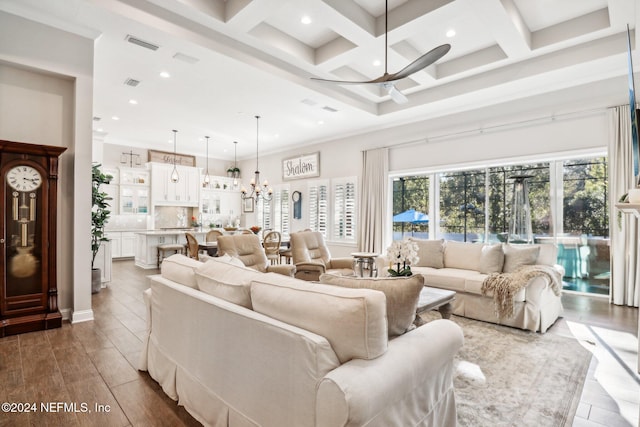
(386, 239), (419, 276)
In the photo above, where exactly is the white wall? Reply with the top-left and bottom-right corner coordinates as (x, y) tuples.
(0, 11), (95, 321)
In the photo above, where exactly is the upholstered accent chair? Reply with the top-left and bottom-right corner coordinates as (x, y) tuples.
(216, 234), (295, 277)
(289, 231), (354, 281)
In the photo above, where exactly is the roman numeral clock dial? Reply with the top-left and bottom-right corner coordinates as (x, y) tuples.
(7, 166), (42, 192)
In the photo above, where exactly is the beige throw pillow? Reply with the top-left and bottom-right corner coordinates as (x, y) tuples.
(319, 273), (424, 337)
(251, 280), (388, 363)
(502, 244), (540, 273)
(479, 244), (505, 274)
(195, 258), (265, 308)
(160, 254), (202, 288)
(410, 239), (445, 268)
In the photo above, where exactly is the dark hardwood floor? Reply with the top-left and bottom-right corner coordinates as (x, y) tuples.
(0, 260), (637, 426)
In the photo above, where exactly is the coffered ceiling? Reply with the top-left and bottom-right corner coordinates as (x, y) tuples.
(1, 0), (638, 159)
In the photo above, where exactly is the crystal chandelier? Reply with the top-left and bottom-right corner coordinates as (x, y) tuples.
(241, 115), (272, 202)
(170, 129), (179, 183)
(203, 136), (210, 187)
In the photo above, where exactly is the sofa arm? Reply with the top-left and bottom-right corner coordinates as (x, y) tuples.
(523, 265), (563, 304)
(327, 257), (355, 270)
(316, 319), (463, 427)
(266, 264), (296, 277)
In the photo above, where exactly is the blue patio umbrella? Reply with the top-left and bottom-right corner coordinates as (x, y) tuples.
(393, 209), (429, 223)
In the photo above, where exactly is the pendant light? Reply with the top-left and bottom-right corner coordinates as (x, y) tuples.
(170, 129), (179, 183)
(241, 115), (272, 202)
(203, 136), (211, 187)
(232, 140), (239, 188)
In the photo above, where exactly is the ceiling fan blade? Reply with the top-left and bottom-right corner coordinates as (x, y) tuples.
(385, 83), (408, 104)
(388, 44), (451, 81)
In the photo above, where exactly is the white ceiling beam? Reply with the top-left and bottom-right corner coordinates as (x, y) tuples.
(460, 0), (531, 58)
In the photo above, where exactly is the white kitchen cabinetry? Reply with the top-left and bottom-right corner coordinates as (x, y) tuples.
(151, 163), (200, 206)
(106, 231), (137, 259)
(200, 175), (241, 219)
(119, 186), (149, 214)
(103, 184), (119, 215)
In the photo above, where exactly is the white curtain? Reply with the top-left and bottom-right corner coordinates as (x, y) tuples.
(358, 148), (388, 253)
(609, 105), (640, 307)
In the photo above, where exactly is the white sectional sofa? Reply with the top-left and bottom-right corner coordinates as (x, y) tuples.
(383, 239), (564, 333)
(139, 254), (464, 427)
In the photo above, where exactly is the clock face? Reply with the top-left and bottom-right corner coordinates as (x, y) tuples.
(292, 191), (301, 202)
(7, 165), (42, 191)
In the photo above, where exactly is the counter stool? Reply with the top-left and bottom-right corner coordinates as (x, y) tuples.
(157, 243), (184, 267)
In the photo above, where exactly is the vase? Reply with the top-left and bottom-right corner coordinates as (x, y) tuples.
(629, 188), (640, 203)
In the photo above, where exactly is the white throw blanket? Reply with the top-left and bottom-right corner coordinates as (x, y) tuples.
(481, 265), (562, 320)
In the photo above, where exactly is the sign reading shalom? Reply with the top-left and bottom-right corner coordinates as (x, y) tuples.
(282, 152), (320, 180)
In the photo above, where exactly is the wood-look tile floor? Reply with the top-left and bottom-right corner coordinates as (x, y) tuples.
(0, 260), (637, 426)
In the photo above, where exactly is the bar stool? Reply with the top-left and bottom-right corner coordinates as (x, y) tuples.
(157, 243), (184, 267)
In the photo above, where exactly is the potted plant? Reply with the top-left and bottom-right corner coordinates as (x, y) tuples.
(226, 166), (240, 178)
(91, 164), (113, 293)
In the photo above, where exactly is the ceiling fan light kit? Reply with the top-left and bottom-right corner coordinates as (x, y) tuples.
(311, 0), (450, 104)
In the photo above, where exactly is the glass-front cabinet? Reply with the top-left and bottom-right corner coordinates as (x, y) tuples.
(120, 186), (149, 214)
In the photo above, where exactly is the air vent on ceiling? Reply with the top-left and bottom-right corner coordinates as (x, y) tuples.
(301, 98), (318, 106)
(125, 34), (160, 51)
(124, 78), (140, 87)
(322, 106), (339, 113)
(173, 52), (199, 64)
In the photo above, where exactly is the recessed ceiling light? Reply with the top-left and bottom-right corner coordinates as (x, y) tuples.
(159, 71), (171, 78)
(168, 139), (173, 144)
(446, 29), (456, 38)
(129, 99), (138, 105)
(301, 15), (311, 25)
(111, 116), (119, 121)
(318, 120), (324, 125)
(373, 59), (381, 67)
(97, 128), (104, 132)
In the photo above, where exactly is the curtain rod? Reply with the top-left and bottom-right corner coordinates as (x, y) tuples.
(368, 106), (610, 152)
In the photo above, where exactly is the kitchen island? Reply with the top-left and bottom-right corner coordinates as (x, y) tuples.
(135, 229), (209, 269)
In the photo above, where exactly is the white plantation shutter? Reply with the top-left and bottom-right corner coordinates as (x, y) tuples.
(333, 177), (357, 242)
(256, 197), (272, 230)
(273, 186), (290, 238)
(308, 180), (329, 237)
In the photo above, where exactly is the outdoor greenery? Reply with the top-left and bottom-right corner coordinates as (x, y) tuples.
(392, 157), (608, 242)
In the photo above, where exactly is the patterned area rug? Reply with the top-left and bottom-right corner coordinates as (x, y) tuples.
(419, 313), (592, 426)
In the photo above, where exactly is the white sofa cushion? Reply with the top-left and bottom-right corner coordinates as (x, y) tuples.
(250, 280), (388, 363)
(410, 238), (445, 268)
(443, 241), (483, 271)
(195, 258), (265, 308)
(160, 254), (202, 288)
(479, 243), (504, 274)
(502, 244), (540, 272)
(319, 273), (424, 337)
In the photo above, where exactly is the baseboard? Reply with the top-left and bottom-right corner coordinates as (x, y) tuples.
(60, 308), (72, 321)
(71, 309), (95, 323)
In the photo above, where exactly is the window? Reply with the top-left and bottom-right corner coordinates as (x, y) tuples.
(308, 180), (329, 236)
(272, 185), (290, 238)
(392, 176), (429, 240)
(438, 169), (486, 242)
(332, 177), (357, 242)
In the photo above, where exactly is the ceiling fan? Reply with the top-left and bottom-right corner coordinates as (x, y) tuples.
(311, 0), (450, 104)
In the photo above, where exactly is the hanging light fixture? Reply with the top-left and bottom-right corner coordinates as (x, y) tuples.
(203, 136), (211, 187)
(170, 129), (179, 183)
(241, 115), (272, 202)
(232, 140), (239, 189)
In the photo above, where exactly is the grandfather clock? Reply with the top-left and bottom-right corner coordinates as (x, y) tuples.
(0, 140), (66, 336)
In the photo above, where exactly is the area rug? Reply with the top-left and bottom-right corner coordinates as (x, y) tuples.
(419, 313), (592, 426)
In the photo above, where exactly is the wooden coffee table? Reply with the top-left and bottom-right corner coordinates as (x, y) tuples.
(415, 286), (456, 325)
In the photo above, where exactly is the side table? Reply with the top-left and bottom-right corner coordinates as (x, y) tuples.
(350, 252), (378, 277)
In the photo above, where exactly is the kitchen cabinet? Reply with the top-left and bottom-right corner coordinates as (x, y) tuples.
(120, 185), (149, 214)
(151, 163), (200, 206)
(103, 184), (119, 215)
(135, 230), (206, 269)
(106, 231), (137, 259)
(200, 175), (241, 218)
(120, 167), (149, 185)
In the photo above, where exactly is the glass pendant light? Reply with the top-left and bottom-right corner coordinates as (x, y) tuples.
(170, 129), (179, 183)
(241, 115), (272, 202)
(203, 136), (211, 187)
